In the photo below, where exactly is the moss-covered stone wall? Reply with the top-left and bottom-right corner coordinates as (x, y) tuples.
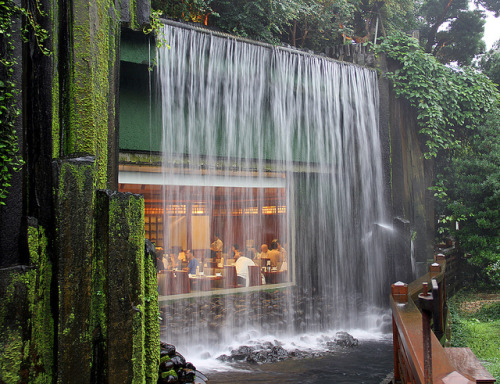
(1, 0), (159, 383)
(0, 218), (53, 383)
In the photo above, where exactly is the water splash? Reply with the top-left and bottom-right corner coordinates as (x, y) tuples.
(156, 22), (389, 353)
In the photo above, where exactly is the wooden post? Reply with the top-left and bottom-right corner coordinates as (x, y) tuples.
(391, 281), (408, 303)
(429, 262), (441, 279)
(391, 281), (408, 381)
(392, 315), (401, 382)
(431, 278), (444, 341)
(419, 282), (433, 384)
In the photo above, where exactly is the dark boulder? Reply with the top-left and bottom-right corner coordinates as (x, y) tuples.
(335, 331), (359, 347)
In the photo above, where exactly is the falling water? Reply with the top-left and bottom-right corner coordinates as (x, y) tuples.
(156, 22), (389, 361)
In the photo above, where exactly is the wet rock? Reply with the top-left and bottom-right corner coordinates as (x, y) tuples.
(170, 353), (186, 368)
(160, 360), (175, 371)
(335, 331), (359, 347)
(216, 354), (230, 362)
(230, 345), (256, 361)
(161, 342), (177, 357)
(178, 369), (195, 382)
(158, 343), (206, 384)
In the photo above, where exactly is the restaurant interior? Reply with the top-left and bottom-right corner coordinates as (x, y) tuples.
(118, 181), (291, 295)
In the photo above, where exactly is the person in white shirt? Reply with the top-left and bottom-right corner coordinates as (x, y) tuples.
(233, 244), (256, 287)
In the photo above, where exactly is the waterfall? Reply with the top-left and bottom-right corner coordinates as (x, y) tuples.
(156, 23), (389, 357)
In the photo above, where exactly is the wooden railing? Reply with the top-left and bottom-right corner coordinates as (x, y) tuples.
(391, 254), (496, 384)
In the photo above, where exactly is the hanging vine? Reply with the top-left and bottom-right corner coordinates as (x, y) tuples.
(374, 32), (499, 159)
(0, 0), (49, 205)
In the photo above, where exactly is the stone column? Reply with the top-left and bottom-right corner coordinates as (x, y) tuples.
(53, 156), (96, 384)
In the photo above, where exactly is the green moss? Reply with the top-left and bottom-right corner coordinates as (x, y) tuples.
(144, 249), (160, 383)
(26, 224), (54, 383)
(161, 369), (177, 379)
(107, 193), (147, 383)
(0, 329), (23, 383)
(129, 0), (139, 30)
(62, 0), (122, 189)
(160, 355), (171, 363)
(0, 262), (52, 383)
(50, 0), (60, 159)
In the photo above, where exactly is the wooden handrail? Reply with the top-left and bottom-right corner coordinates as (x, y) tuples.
(391, 255), (496, 383)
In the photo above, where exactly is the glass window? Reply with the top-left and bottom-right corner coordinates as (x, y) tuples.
(119, 177), (292, 296)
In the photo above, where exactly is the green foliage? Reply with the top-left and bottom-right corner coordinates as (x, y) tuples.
(352, 0), (418, 43)
(1, 1), (24, 206)
(206, 0), (304, 43)
(376, 34), (499, 284)
(434, 10), (486, 66)
(480, 40), (500, 88)
(418, 0), (489, 64)
(0, 0), (49, 205)
(449, 292), (500, 379)
(435, 111), (500, 287)
(152, 0), (219, 24)
(375, 32), (499, 158)
(144, 9), (170, 49)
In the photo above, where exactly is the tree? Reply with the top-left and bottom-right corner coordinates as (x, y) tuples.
(480, 40), (500, 88)
(352, 0), (417, 43)
(151, 0), (219, 25)
(188, 0), (306, 43)
(417, 0), (499, 65)
(433, 10), (486, 65)
(435, 110), (500, 287)
(284, 0), (357, 49)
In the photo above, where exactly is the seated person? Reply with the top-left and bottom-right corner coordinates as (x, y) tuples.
(233, 244), (256, 287)
(156, 255), (165, 272)
(183, 250), (199, 275)
(255, 243), (269, 266)
(166, 253), (179, 270)
(268, 240), (282, 269)
(210, 234), (223, 258)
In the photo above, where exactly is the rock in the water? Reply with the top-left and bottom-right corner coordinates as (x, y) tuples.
(335, 331), (359, 347)
(161, 342), (177, 357)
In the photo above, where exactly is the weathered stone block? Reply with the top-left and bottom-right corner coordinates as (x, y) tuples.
(53, 156), (96, 384)
(96, 189), (146, 383)
(0, 267), (30, 383)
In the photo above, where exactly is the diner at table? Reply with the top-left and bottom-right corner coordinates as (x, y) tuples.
(232, 244), (256, 287)
(157, 235), (289, 295)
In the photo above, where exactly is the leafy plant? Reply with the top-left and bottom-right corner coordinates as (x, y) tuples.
(480, 40), (500, 88)
(0, 0), (50, 206)
(152, 0), (219, 25)
(436, 111), (500, 287)
(375, 32), (499, 158)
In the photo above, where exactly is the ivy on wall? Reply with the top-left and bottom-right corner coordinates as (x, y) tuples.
(374, 32), (500, 159)
(0, 0), (49, 205)
(375, 32), (500, 287)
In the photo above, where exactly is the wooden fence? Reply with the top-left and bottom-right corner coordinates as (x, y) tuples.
(391, 254), (496, 383)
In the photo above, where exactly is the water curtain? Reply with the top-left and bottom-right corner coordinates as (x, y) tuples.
(157, 23), (388, 351)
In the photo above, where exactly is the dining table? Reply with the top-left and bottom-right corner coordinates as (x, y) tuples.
(189, 274), (223, 291)
(262, 270), (287, 284)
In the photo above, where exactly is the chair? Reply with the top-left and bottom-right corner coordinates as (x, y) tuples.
(172, 271), (190, 294)
(223, 266), (237, 288)
(248, 265), (261, 287)
(157, 270), (173, 295)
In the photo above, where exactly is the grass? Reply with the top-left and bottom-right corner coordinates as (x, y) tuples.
(448, 290), (500, 380)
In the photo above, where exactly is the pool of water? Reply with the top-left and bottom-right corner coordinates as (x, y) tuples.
(193, 334), (393, 384)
